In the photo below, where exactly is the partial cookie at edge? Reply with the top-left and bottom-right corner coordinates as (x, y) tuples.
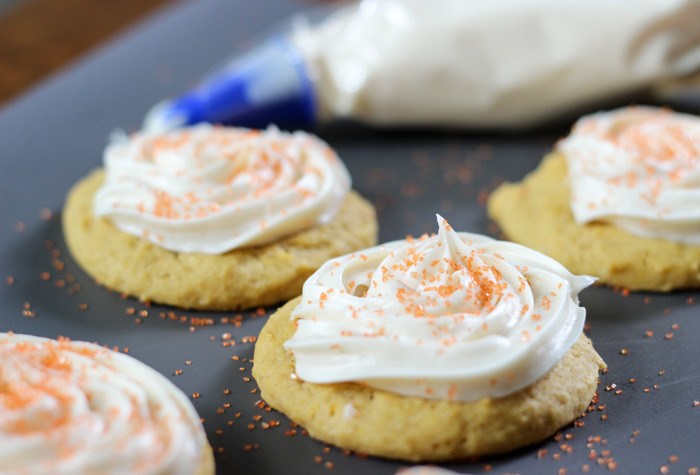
(487, 152), (700, 291)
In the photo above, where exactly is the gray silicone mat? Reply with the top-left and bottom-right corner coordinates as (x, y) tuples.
(1, 1), (698, 473)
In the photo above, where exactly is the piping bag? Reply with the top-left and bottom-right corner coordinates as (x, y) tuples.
(144, 0), (700, 133)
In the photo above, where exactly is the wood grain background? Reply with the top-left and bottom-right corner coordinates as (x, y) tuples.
(0, 0), (176, 105)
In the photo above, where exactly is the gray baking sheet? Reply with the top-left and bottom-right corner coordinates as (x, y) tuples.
(1, 1), (698, 474)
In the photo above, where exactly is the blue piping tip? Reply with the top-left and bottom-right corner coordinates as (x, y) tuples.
(145, 36), (317, 132)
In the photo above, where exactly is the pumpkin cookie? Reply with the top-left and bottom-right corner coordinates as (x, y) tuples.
(62, 125), (377, 310)
(253, 217), (605, 461)
(488, 106), (700, 291)
(0, 332), (214, 474)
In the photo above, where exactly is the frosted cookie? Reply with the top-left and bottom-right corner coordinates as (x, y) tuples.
(253, 216), (605, 461)
(488, 106), (700, 291)
(63, 125), (377, 310)
(0, 332), (214, 474)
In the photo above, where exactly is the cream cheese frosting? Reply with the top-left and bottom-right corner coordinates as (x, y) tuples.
(559, 106), (700, 244)
(284, 216), (594, 402)
(0, 333), (208, 475)
(93, 124), (351, 254)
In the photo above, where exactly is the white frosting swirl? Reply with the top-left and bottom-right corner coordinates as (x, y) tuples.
(559, 106), (700, 244)
(94, 124), (351, 253)
(284, 216), (594, 402)
(0, 333), (208, 475)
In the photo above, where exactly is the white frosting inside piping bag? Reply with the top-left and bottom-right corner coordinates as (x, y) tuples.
(292, 0), (700, 129)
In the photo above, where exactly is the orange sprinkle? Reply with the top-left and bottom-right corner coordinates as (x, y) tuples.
(446, 384), (457, 401)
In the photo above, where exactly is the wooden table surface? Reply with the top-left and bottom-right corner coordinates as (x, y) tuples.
(0, 0), (177, 106)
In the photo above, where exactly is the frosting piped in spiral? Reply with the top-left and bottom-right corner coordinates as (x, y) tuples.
(559, 106), (700, 244)
(94, 124), (351, 253)
(284, 216), (593, 402)
(0, 333), (208, 474)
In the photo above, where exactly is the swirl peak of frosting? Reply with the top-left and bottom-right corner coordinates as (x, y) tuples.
(0, 333), (208, 475)
(559, 106), (700, 244)
(93, 124), (351, 254)
(284, 216), (594, 402)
